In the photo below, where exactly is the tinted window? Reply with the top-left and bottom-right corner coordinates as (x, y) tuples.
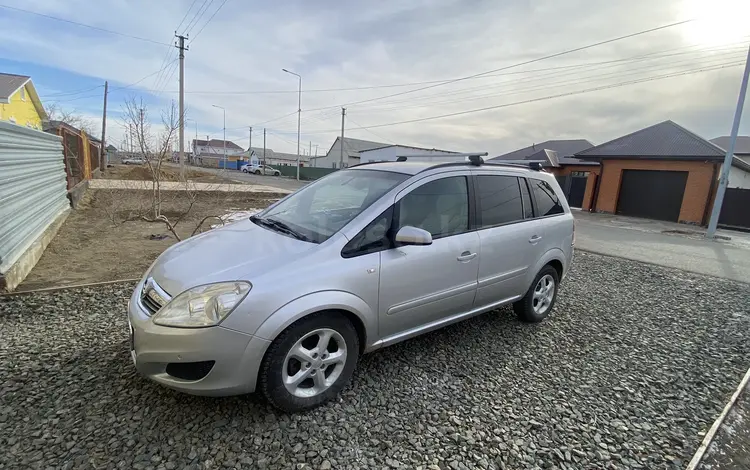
(398, 176), (468, 238)
(342, 207), (393, 258)
(476, 175), (523, 227)
(520, 178), (534, 219)
(530, 179), (564, 216)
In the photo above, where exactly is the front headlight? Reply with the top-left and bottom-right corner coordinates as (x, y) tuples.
(152, 281), (251, 328)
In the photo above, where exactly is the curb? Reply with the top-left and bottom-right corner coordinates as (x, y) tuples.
(686, 366), (750, 470)
(0, 278), (139, 297)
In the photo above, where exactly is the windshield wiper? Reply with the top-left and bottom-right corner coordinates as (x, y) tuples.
(251, 216), (310, 242)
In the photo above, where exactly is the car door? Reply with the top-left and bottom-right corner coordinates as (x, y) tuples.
(378, 172), (480, 340)
(472, 172), (544, 307)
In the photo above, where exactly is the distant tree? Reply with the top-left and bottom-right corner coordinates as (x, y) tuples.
(44, 103), (97, 136)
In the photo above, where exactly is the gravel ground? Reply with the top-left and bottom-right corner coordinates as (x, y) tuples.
(1, 251), (748, 470)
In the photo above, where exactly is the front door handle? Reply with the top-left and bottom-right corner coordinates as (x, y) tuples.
(529, 235), (542, 244)
(457, 251), (477, 262)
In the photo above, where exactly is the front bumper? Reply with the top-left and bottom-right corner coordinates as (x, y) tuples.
(127, 289), (271, 396)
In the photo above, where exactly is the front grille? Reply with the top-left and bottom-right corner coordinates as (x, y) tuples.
(139, 278), (170, 316)
(166, 361), (215, 381)
(140, 293), (162, 315)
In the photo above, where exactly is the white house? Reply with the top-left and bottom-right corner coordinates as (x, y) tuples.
(193, 138), (244, 157)
(310, 137), (388, 169)
(359, 145), (461, 163)
(310, 137), (464, 168)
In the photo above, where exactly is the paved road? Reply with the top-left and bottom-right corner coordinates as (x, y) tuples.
(190, 165), (307, 192)
(574, 212), (750, 283)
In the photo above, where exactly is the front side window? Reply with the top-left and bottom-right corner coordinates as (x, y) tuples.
(476, 175), (523, 227)
(530, 179), (564, 216)
(397, 176), (469, 238)
(342, 207), (393, 258)
(258, 169), (408, 243)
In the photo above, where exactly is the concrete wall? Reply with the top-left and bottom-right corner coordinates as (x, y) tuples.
(725, 164), (750, 189)
(594, 159), (715, 224)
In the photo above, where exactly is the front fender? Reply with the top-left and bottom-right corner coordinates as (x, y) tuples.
(254, 290), (376, 348)
(526, 248), (567, 289)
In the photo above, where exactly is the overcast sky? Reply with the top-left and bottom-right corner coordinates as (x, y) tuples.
(1, 0), (749, 156)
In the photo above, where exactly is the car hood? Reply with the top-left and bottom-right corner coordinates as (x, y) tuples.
(149, 218), (316, 295)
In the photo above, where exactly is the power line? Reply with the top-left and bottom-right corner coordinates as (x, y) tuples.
(301, 19), (695, 115)
(190, 0), (229, 42)
(175, 0), (200, 33)
(347, 116), (393, 144)
(278, 61), (743, 134)
(0, 3), (172, 47)
(184, 0), (213, 34)
(352, 48), (749, 114)
(41, 84), (104, 98)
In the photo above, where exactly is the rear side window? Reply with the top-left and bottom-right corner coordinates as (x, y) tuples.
(476, 175), (523, 227)
(530, 179), (564, 216)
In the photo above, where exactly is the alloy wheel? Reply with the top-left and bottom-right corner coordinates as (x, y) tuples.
(532, 274), (555, 315)
(282, 328), (347, 398)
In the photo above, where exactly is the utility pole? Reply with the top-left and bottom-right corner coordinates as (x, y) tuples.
(175, 33), (188, 177)
(707, 44), (750, 238)
(314, 144), (318, 168)
(100, 81), (108, 172)
(339, 107), (346, 169)
(263, 128), (266, 166)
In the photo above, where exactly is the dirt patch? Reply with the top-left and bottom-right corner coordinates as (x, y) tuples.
(18, 189), (285, 291)
(99, 164), (234, 183)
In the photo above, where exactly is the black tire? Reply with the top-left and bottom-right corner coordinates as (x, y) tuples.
(259, 312), (360, 412)
(254, 170), (261, 175)
(242, 169), (248, 173)
(274, 172), (280, 176)
(513, 265), (560, 323)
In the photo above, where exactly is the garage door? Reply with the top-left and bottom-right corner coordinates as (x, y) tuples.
(616, 170), (688, 222)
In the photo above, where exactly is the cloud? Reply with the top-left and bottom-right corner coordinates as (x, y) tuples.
(1, 0), (748, 155)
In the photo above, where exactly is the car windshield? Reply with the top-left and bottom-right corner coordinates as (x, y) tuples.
(255, 169), (408, 243)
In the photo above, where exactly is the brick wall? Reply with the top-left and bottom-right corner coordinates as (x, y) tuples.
(594, 159), (717, 224)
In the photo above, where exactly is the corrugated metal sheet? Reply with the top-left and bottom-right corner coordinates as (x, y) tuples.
(0, 120), (69, 274)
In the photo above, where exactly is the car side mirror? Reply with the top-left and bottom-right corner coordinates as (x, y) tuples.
(394, 226), (432, 246)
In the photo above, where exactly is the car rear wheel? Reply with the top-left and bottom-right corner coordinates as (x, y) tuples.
(242, 169), (248, 173)
(259, 312), (359, 412)
(254, 170), (261, 175)
(274, 172), (280, 176)
(513, 265), (559, 323)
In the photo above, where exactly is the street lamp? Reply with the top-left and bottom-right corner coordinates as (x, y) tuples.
(211, 105), (226, 170)
(282, 68), (301, 181)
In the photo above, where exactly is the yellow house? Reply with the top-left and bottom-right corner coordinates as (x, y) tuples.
(0, 73), (47, 130)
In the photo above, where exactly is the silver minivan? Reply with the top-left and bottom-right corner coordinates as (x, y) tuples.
(128, 158), (574, 412)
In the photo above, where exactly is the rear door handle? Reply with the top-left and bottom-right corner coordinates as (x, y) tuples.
(529, 235), (542, 244)
(457, 251), (477, 262)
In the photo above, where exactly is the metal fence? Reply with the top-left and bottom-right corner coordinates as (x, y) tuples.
(0, 121), (69, 282)
(719, 188), (750, 230)
(54, 126), (100, 189)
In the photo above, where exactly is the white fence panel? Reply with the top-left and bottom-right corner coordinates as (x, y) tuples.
(0, 121), (68, 277)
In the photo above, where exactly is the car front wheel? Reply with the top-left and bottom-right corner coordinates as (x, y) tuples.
(274, 172), (280, 176)
(254, 170), (261, 175)
(259, 312), (359, 412)
(513, 265), (559, 323)
(242, 169), (248, 173)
